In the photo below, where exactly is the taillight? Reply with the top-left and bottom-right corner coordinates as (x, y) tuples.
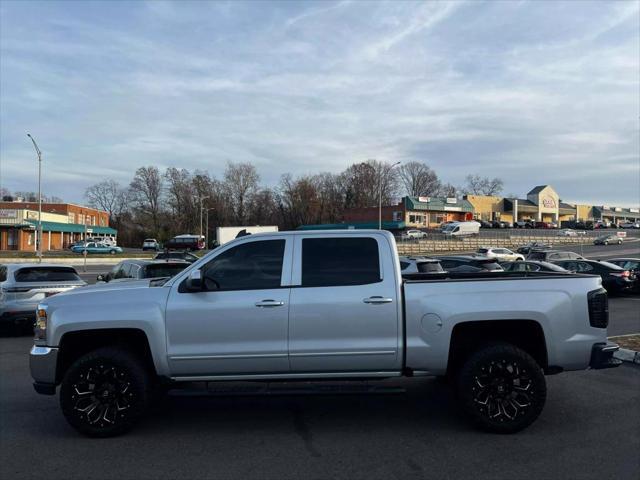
(610, 271), (630, 278)
(587, 289), (608, 328)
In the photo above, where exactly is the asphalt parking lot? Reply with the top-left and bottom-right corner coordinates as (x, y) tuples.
(0, 334), (638, 480)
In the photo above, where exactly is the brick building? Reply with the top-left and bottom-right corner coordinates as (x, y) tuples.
(0, 201), (116, 251)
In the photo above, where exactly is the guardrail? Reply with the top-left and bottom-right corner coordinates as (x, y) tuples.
(396, 233), (601, 255)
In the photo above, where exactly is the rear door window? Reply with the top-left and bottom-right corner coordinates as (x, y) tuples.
(301, 237), (380, 287)
(14, 267), (81, 282)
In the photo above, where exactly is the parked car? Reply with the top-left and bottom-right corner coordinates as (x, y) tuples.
(595, 220), (611, 229)
(593, 234), (623, 246)
(30, 230), (619, 437)
(399, 256), (445, 274)
(556, 229), (585, 237)
(620, 221), (640, 229)
(516, 242), (551, 255)
(552, 259), (636, 293)
(97, 260), (190, 283)
(436, 255), (504, 272)
(476, 247), (525, 262)
(478, 220), (492, 228)
(164, 234), (205, 251)
(0, 264), (85, 330)
(515, 220), (535, 229)
(606, 258), (640, 293)
(500, 261), (570, 273)
(402, 229), (427, 240)
(441, 221), (481, 237)
(500, 221), (513, 229)
(70, 242), (123, 255)
(142, 238), (161, 251)
(534, 222), (553, 229)
(527, 250), (584, 262)
(154, 251), (200, 263)
(87, 236), (117, 246)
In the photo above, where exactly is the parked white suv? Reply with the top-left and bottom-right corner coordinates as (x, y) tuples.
(402, 229), (427, 239)
(477, 247), (525, 262)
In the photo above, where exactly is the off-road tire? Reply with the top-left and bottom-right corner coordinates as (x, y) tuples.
(456, 343), (546, 434)
(60, 347), (151, 437)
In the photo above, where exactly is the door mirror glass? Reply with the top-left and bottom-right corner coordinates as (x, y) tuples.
(185, 269), (203, 292)
(97, 273), (107, 282)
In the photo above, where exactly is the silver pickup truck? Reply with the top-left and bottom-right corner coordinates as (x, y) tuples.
(30, 230), (620, 437)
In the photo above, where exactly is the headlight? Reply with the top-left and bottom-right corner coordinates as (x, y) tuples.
(34, 304), (48, 341)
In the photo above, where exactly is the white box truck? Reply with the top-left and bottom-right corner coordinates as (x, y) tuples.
(441, 221), (481, 237)
(215, 226), (279, 245)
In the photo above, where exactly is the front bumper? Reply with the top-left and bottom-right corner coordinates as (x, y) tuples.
(589, 342), (622, 370)
(30, 345), (59, 395)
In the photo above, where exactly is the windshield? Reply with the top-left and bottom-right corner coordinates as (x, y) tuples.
(15, 267), (81, 282)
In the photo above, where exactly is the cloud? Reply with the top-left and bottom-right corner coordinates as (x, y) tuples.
(0, 0), (638, 207)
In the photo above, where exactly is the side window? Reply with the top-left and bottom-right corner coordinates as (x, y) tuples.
(201, 240), (285, 291)
(0, 266), (6, 282)
(399, 261), (410, 270)
(301, 237), (380, 287)
(128, 264), (140, 278)
(114, 264), (129, 279)
(439, 260), (459, 269)
(525, 264), (540, 272)
(563, 261), (577, 271)
(576, 262), (593, 272)
(511, 263), (527, 272)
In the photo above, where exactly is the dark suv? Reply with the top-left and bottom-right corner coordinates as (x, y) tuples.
(526, 250), (584, 262)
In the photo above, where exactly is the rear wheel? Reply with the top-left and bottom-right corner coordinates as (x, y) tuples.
(60, 347), (151, 437)
(456, 343), (546, 434)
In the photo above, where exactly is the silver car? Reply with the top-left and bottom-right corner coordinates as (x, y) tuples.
(0, 264), (86, 329)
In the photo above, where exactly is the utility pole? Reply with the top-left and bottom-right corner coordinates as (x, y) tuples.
(379, 161), (401, 230)
(205, 207), (213, 250)
(27, 134), (43, 262)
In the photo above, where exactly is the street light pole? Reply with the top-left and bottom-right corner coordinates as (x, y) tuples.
(27, 134), (43, 262)
(199, 196), (209, 239)
(379, 161), (401, 230)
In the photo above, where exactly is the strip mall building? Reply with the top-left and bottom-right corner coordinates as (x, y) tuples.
(335, 185), (639, 230)
(0, 201), (116, 251)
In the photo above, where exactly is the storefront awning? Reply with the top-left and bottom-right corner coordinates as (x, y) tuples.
(25, 220), (117, 235)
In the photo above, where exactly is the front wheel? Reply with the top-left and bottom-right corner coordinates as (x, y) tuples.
(60, 347), (151, 437)
(110, 249), (117, 255)
(456, 343), (546, 434)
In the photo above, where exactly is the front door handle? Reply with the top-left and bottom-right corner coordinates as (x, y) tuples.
(363, 296), (393, 305)
(255, 299), (285, 307)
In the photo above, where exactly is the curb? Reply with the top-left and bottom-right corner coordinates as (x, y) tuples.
(614, 348), (640, 365)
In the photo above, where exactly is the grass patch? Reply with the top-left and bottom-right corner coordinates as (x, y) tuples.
(609, 334), (640, 352)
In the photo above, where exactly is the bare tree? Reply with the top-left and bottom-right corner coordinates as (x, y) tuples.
(85, 180), (123, 216)
(223, 162), (259, 225)
(399, 161), (441, 197)
(129, 166), (163, 234)
(437, 182), (458, 197)
(342, 160), (399, 209)
(461, 174), (504, 196)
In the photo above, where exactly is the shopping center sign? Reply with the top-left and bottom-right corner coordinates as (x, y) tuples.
(541, 197), (556, 208)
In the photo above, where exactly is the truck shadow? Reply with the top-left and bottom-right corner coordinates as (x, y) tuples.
(141, 378), (468, 437)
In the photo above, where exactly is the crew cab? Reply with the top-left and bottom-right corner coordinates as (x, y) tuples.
(29, 230), (619, 437)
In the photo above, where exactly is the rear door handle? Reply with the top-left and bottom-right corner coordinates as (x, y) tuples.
(363, 296), (393, 304)
(255, 299), (285, 308)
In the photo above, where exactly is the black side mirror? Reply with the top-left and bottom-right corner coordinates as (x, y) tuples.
(185, 269), (203, 292)
(97, 274), (106, 282)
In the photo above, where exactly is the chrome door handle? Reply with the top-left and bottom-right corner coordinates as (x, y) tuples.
(363, 296), (393, 304)
(255, 300), (285, 307)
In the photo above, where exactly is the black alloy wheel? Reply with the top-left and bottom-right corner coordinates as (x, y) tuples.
(457, 343), (546, 433)
(60, 347), (151, 437)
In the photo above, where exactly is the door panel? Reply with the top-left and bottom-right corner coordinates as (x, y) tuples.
(288, 234), (401, 372)
(165, 237), (292, 376)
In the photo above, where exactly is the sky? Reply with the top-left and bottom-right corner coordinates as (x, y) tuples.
(0, 0), (639, 206)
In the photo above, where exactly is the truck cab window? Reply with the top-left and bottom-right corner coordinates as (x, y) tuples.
(301, 237), (380, 287)
(201, 240), (285, 291)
